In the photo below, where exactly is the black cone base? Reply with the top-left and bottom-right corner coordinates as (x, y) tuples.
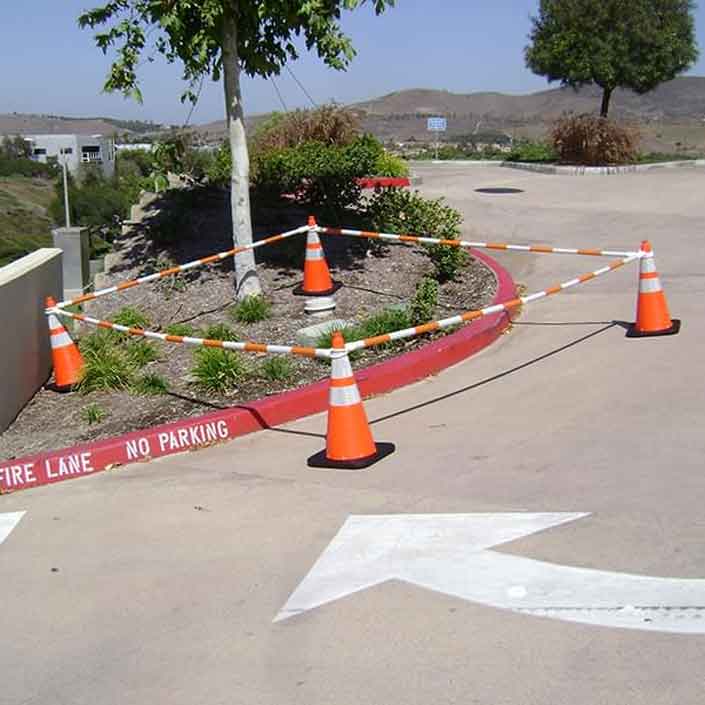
(626, 319), (681, 338)
(293, 280), (343, 297)
(46, 381), (77, 393)
(308, 442), (396, 470)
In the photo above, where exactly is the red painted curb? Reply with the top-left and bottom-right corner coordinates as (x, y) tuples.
(0, 250), (514, 494)
(357, 177), (411, 189)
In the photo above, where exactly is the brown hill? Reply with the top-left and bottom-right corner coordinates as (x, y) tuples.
(5, 76), (704, 148)
(356, 77), (705, 119)
(353, 77), (705, 141)
(0, 114), (120, 136)
(0, 114), (163, 137)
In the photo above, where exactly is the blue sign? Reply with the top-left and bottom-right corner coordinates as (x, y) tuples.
(427, 117), (447, 132)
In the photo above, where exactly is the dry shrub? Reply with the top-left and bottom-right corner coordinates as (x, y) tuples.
(550, 115), (640, 166)
(253, 105), (359, 152)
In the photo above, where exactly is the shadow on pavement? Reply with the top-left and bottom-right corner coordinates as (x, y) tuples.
(167, 321), (624, 440)
(369, 322), (619, 426)
(514, 320), (614, 327)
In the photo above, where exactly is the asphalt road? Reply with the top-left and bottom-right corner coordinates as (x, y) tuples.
(2, 165), (704, 705)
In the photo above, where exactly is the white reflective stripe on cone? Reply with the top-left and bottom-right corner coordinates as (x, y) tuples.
(330, 385), (361, 407)
(306, 248), (325, 260)
(640, 255), (657, 274)
(331, 355), (354, 380)
(639, 278), (663, 293)
(51, 330), (74, 348)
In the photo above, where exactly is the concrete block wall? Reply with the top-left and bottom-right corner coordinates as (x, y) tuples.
(0, 249), (63, 432)
(52, 227), (90, 300)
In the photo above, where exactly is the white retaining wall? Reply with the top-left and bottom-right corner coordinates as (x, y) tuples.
(0, 249), (63, 432)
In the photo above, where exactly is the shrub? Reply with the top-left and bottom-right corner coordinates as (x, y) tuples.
(253, 134), (383, 213)
(374, 151), (409, 177)
(116, 149), (154, 178)
(0, 135), (32, 160)
(0, 156), (57, 178)
(48, 169), (129, 231)
(253, 105), (359, 152)
(205, 141), (232, 187)
(315, 307), (412, 350)
(78, 329), (117, 357)
(638, 152), (697, 164)
(125, 339), (159, 367)
(429, 241), (468, 282)
(550, 115), (640, 166)
(133, 372), (169, 395)
(165, 322), (195, 336)
(229, 295), (271, 324)
(259, 356), (294, 382)
(201, 323), (238, 341)
(78, 336), (134, 392)
(409, 277), (439, 325)
(110, 308), (155, 357)
(81, 403), (106, 425)
(0, 232), (53, 267)
(151, 136), (213, 180)
(112, 306), (150, 329)
(191, 348), (247, 394)
(77, 312), (157, 393)
(505, 139), (557, 163)
(365, 188), (467, 282)
(357, 307), (412, 340)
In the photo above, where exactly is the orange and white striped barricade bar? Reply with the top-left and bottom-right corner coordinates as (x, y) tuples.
(344, 254), (641, 353)
(627, 241), (680, 337)
(317, 225), (639, 259)
(45, 306), (331, 360)
(54, 225), (310, 309)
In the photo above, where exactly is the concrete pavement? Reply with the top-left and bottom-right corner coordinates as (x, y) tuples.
(2, 165), (704, 704)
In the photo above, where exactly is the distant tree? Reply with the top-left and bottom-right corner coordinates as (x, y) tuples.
(525, 0), (699, 117)
(0, 135), (32, 160)
(79, 0), (395, 299)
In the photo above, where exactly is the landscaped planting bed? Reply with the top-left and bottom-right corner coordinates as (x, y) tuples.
(0, 192), (497, 461)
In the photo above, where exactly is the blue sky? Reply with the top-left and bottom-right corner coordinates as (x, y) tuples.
(2, 0), (704, 124)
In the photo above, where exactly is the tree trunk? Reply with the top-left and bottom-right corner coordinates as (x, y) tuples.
(600, 86), (613, 118)
(222, 19), (261, 299)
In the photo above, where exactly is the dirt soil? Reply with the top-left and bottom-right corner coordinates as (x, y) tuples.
(0, 189), (497, 461)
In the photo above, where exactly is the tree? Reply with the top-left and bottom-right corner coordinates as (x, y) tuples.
(79, 0), (394, 298)
(0, 135), (32, 160)
(525, 0), (699, 117)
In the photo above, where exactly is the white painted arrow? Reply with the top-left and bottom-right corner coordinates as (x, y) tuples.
(275, 514), (705, 634)
(0, 511), (26, 545)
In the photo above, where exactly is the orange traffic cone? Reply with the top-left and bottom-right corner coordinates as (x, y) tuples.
(46, 296), (84, 391)
(627, 242), (680, 337)
(308, 331), (394, 469)
(293, 216), (342, 296)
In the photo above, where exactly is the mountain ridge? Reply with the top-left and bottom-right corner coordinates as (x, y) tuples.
(3, 77), (704, 145)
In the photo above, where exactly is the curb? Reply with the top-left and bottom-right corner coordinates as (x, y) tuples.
(501, 159), (705, 176)
(0, 250), (515, 494)
(411, 159), (705, 176)
(357, 177), (411, 189)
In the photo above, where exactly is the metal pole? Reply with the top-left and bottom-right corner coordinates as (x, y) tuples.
(62, 153), (70, 228)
